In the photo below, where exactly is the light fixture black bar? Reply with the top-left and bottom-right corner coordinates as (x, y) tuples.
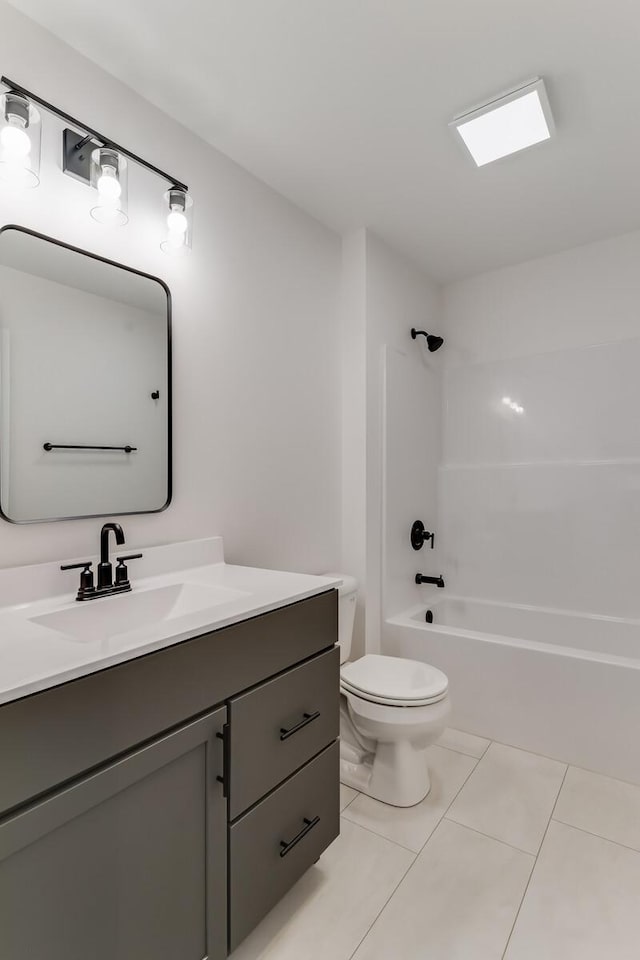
(43, 443), (138, 453)
(1, 76), (188, 192)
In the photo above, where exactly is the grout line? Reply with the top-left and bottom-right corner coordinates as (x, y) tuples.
(558, 761), (640, 792)
(411, 752), (480, 856)
(442, 816), (536, 858)
(500, 763), (569, 959)
(340, 813), (418, 855)
(339, 787), (359, 813)
(477, 736), (569, 770)
(343, 748), (480, 856)
(435, 738), (490, 761)
(343, 833), (418, 960)
(551, 816), (640, 856)
(344, 750), (485, 958)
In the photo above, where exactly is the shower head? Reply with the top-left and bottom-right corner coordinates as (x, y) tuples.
(410, 328), (445, 352)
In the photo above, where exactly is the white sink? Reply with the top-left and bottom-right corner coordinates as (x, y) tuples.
(30, 582), (249, 642)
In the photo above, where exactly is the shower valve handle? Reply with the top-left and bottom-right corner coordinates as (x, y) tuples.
(411, 520), (434, 550)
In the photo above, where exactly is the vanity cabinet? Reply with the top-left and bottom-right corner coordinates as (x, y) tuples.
(0, 589), (338, 959)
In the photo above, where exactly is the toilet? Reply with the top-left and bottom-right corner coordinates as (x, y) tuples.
(329, 574), (451, 807)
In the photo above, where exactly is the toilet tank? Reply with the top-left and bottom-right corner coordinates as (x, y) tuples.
(324, 573), (358, 664)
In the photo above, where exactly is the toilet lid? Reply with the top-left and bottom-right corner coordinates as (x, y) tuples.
(340, 655), (448, 704)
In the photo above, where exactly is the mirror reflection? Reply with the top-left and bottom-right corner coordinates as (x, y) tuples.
(0, 226), (171, 523)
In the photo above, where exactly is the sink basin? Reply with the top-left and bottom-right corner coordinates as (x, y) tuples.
(30, 582), (249, 642)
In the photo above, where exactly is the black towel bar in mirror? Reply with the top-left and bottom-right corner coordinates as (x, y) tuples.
(43, 443), (138, 453)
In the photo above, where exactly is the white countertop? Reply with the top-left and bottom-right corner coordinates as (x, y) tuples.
(0, 537), (341, 706)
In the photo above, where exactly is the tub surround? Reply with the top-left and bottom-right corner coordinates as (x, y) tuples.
(0, 536), (341, 704)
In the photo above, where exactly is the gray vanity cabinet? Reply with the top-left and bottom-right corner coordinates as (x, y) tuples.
(0, 708), (228, 960)
(0, 589), (339, 959)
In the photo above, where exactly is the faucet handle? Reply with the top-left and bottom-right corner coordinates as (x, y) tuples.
(61, 561), (95, 599)
(115, 553), (143, 587)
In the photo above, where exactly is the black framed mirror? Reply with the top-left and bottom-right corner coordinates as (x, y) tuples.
(0, 225), (171, 523)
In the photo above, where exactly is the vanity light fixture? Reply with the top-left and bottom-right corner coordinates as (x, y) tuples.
(0, 76), (193, 247)
(0, 91), (41, 188)
(451, 78), (554, 167)
(161, 187), (193, 254)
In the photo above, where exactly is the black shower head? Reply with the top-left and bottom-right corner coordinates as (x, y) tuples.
(410, 328), (445, 352)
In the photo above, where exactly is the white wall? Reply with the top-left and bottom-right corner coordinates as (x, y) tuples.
(341, 229), (442, 654)
(441, 229), (640, 617)
(0, 2), (341, 572)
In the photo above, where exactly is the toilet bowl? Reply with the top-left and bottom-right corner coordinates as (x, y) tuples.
(325, 574), (451, 808)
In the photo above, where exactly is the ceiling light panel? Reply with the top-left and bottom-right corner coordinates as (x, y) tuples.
(451, 78), (554, 167)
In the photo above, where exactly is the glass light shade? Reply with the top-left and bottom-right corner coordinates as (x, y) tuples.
(90, 147), (128, 225)
(161, 188), (193, 255)
(0, 93), (41, 189)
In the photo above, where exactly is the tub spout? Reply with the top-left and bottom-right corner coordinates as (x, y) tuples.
(415, 573), (445, 588)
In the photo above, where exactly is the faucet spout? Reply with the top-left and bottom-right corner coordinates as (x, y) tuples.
(98, 523), (125, 589)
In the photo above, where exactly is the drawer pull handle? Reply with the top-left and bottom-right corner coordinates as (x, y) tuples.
(216, 724), (230, 797)
(280, 710), (321, 741)
(279, 816), (321, 858)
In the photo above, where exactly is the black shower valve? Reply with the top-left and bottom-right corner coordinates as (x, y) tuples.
(411, 520), (434, 551)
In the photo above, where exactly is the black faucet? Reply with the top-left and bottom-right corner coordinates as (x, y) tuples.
(97, 523), (126, 590)
(61, 522), (143, 601)
(415, 573), (445, 588)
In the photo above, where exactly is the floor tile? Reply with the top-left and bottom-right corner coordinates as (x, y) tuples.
(342, 744), (476, 852)
(229, 818), (414, 960)
(553, 765), (640, 852)
(436, 726), (491, 758)
(505, 820), (640, 959)
(447, 741), (566, 854)
(339, 783), (358, 812)
(352, 819), (534, 960)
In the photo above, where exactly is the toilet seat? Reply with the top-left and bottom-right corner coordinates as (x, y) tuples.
(340, 655), (448, 707)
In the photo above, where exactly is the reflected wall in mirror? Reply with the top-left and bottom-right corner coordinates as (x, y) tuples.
(0, 226), (171, 522)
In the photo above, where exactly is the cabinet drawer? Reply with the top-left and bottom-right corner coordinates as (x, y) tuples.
(229, 646), (339, 818)
(229, 740), (339, 951)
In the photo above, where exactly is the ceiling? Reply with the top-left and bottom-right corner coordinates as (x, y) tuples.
(7, 0), (640, 281)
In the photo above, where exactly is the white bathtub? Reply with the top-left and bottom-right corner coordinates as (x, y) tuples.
(385, 596), (640, 785)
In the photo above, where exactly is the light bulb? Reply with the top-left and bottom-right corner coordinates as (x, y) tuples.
(167, 209), (188, 234)
(161, 188), (192, 254)
(0, 119), (31, 159)
(97, 165), (122, 200)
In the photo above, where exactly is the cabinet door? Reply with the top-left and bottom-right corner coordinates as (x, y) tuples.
(0, 708), (227, 960)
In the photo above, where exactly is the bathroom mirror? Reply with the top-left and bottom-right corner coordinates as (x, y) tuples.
(0, 225), (171, 523)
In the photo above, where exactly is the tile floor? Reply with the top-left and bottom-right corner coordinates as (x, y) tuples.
(231, 729), (640, 959)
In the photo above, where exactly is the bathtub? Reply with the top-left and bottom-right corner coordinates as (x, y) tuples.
(384, 596), (640, 785)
